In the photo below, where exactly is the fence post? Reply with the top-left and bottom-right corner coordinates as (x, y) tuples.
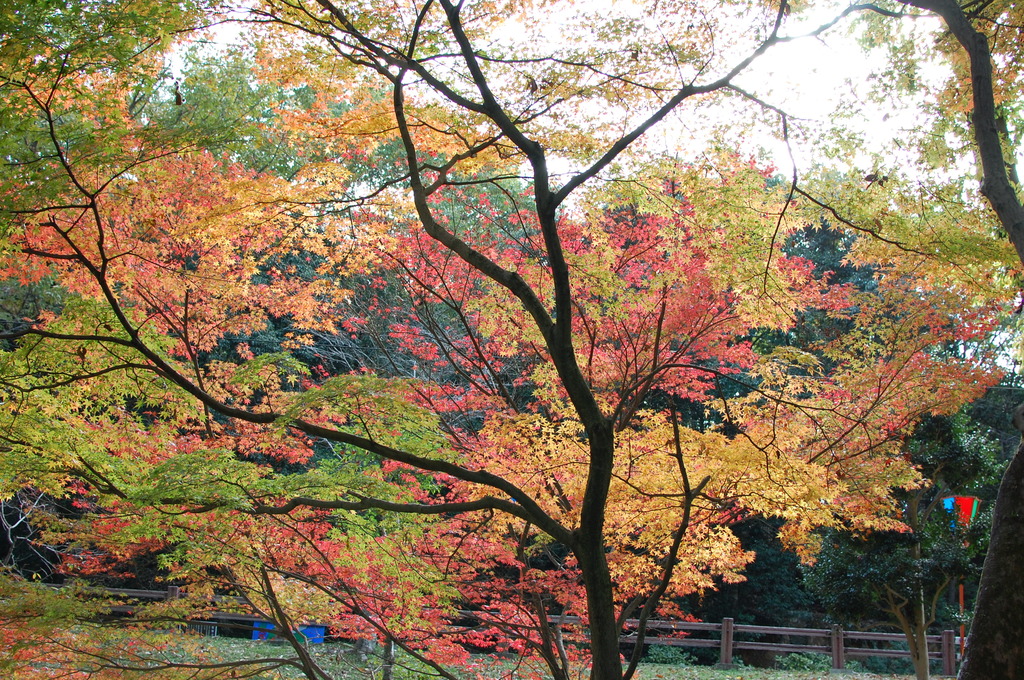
(830, 624), (845, 670)
(942, 629), (956, 676)
(166, 585), (180, 599)
(719, 617), (734, 667)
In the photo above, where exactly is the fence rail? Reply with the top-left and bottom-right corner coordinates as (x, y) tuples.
(624, 617), (958, 675)
(78, 586), (960, 674)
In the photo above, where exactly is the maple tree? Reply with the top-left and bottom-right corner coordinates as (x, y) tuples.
(0, 1), (1016, 680)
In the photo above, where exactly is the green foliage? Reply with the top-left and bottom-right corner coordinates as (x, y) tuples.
(282, 374), (454, 461)
(910, 412), (1005, 493)
(775, 653), (830, 672)
(643, 645), (698, 666)
(805, 410), (1003, 630)
(0, 0), (201, 78)
(169, 45), (304, 176)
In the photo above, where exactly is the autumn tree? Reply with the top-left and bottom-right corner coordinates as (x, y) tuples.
(0, 2), (1014, 680)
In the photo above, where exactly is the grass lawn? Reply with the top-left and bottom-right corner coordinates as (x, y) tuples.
(632, 667), (916, 680)
(185, 638), (919, 680)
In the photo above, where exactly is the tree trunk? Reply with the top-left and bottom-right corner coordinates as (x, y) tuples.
(573, 424), (622, 680)
(959, 439), (1024, 680)
(911, 588), (931, 680)
(576, 543), (623, 680)
(890, 586), (931, 680)
(381, 636), (396, 680)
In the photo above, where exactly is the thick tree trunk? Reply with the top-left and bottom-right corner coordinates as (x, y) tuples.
(576, 543), (623, 680)
(573, 423), (623, 680)
(959, 439), (1024, 680)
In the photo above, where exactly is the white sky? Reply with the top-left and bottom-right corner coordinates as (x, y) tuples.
(180, 2), (959, 185)
(732, 12), (942, 170)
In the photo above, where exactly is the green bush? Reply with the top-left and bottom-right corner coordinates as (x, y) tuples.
(776, 652), (831, 671)
(643, 644), (697, 666)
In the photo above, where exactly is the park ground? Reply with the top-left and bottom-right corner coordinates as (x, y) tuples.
(193, 638), (920, 680)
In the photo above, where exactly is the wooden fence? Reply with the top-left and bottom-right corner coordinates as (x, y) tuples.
(86, 586), (960, 675)
(623, 616), (958, 675)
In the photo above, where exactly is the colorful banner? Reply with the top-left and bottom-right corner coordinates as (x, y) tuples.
(941, 495), (981, 529)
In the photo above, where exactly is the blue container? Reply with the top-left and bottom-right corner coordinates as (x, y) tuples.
(298, 625), (326, 644)
(252, 621), (275, 641)
(251, 621), (325, 644)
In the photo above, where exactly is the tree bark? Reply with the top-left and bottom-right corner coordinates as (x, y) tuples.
(912, 588), (931, 680)
(575, 538), (622, 680)
(381, 635), (396, 680)
(908, 505), (930, 680)
(887, 587), (931, 680)
(573, 425), (623, 680)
